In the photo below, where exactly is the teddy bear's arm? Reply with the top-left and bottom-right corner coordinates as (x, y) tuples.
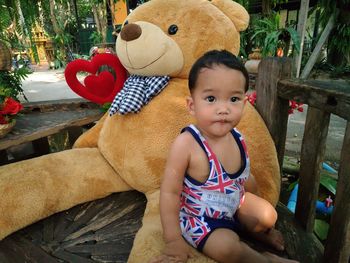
(0, 147), (132, 240)
(73, 113), (108, 148)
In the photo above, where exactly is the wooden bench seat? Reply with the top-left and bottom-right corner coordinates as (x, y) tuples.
(0, 191), (323, 262)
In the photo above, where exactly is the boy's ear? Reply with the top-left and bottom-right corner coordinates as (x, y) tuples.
(243, 96), (248, 105)
(186, 96), (195, 115)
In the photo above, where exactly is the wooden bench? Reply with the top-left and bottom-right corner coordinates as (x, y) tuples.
(0, 98), (103, 165)
(0, 58), (348, 262)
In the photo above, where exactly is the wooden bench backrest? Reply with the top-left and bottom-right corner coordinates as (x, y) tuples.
(255, 57), (350, 263)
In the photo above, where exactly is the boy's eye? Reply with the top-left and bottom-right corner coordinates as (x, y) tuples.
(231, 97), (239, 102)
(206, 96), (216, 102)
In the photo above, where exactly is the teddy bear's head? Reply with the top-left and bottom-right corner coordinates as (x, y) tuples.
(116, 0), (249, 78)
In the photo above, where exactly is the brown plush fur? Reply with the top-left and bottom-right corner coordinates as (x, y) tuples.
(0, 1), (280, 262)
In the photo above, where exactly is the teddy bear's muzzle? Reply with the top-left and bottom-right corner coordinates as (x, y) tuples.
(120, 23), (142, 42)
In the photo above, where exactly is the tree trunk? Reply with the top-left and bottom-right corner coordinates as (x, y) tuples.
(294, 0), (310, 78)
(300, 14), (335, 79)
(92, 1), (108, 43)
(15, 0), (29, 36)
(49, 0), (63, 35)
(49, 0), (66, 61)
(108, 0), (115, 28)
(71, 0), (80, 29)
(262, 0), (272, 16)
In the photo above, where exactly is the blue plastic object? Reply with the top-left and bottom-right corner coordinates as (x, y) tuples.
(316, 200), (333, 214)
(287, 184), (298, 213)
(287, 184), (333, 215)
(322, 162), (337, 174)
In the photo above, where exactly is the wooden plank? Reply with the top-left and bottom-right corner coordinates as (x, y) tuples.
(295, 106), (330, 232)
(0, 191), (147, 262)
(324, 121), (350, 263)
(52, 250), (94, 263)
(54, 203), (91, 242)
(64, 240), (134, 255)
(278, 79), (350, 121)
(63, 202), (139, 242)
(21, 98), (100, 114)
(0, 109), (103, 150)
(255, 57), (291, 168)
(0, 236), (26, 263)
(56, 201), (107, 242)
(43, 215), (55, 243)
(1, 234), (59, 263)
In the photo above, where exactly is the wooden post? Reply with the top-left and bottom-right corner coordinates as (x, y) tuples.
(67, 127), (83, 148)
(255, 57), (291, 169)
(295, 107), (330, 232)
(324, 121), (350, 263)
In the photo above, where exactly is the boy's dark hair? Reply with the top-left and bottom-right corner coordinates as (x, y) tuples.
(188, 50), (249, 93)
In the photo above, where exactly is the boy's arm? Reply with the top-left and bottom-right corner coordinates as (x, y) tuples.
(159, 134), (193, 261)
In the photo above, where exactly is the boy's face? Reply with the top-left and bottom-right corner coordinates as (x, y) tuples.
(187, 64), (247, 138)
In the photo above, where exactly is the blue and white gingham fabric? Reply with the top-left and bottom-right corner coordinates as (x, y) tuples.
(109, 75), (170, 115)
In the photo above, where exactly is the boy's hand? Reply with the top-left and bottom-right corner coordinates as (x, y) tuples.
(149, 238), (193, 263)
(163, 238), (193, 262)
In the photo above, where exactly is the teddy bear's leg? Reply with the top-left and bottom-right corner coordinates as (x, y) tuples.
(127, 191), (215, 263)
(0, 147), (131, 240)
(73, 113), (108, 148)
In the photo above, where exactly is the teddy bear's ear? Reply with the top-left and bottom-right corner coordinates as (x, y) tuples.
(210, 0), (250, 31)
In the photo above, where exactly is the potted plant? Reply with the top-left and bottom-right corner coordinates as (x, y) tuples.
(0, 97), (23, 137)
(251, 12), (300, 58)
(0, 43), (29, 138)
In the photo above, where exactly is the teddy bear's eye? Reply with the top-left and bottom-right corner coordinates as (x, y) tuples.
(168, 24), (178, 35)
(124, 20), (129, 26)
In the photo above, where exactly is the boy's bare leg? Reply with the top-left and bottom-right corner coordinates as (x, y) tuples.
(237, 192), (285, 251)
(202, 228), (298, 263)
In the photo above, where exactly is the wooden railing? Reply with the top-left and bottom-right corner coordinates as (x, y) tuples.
(255, 57), (350, 263)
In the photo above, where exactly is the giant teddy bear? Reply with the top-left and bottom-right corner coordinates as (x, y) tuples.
(0, 0), (280, 262)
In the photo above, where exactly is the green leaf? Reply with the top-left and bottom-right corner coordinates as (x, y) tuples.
(314, 219), (329, 241)
(287, 181), (298, 192)
(101, 102), (111, 113)
(320, 172), (337, 195)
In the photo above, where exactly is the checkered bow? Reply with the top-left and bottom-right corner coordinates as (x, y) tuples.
(109, 75), (170, 115)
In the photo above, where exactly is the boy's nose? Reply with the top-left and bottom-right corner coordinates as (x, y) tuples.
(217, 105), (230, 115)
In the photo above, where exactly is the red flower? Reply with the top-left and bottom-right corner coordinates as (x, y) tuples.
(246, 91), (304, 115)
(247, 91), (257, 105)
(0, 97), (23, 124)
(0, 97), (23, 115)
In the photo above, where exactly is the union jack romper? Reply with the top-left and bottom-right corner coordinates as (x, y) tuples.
(179, 125), (250, 251)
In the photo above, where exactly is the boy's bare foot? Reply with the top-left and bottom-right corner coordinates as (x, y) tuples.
(251, 228), (285, 251)
(263, 252), (299, 263)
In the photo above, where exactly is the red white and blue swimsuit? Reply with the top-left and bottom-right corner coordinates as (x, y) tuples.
(179, 125), (250, 251)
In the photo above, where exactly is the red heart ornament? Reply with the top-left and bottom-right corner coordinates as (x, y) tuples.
(64, 53), (127, 104)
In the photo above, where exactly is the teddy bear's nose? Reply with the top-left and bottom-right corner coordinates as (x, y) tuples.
(120, 23), (142, 41)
